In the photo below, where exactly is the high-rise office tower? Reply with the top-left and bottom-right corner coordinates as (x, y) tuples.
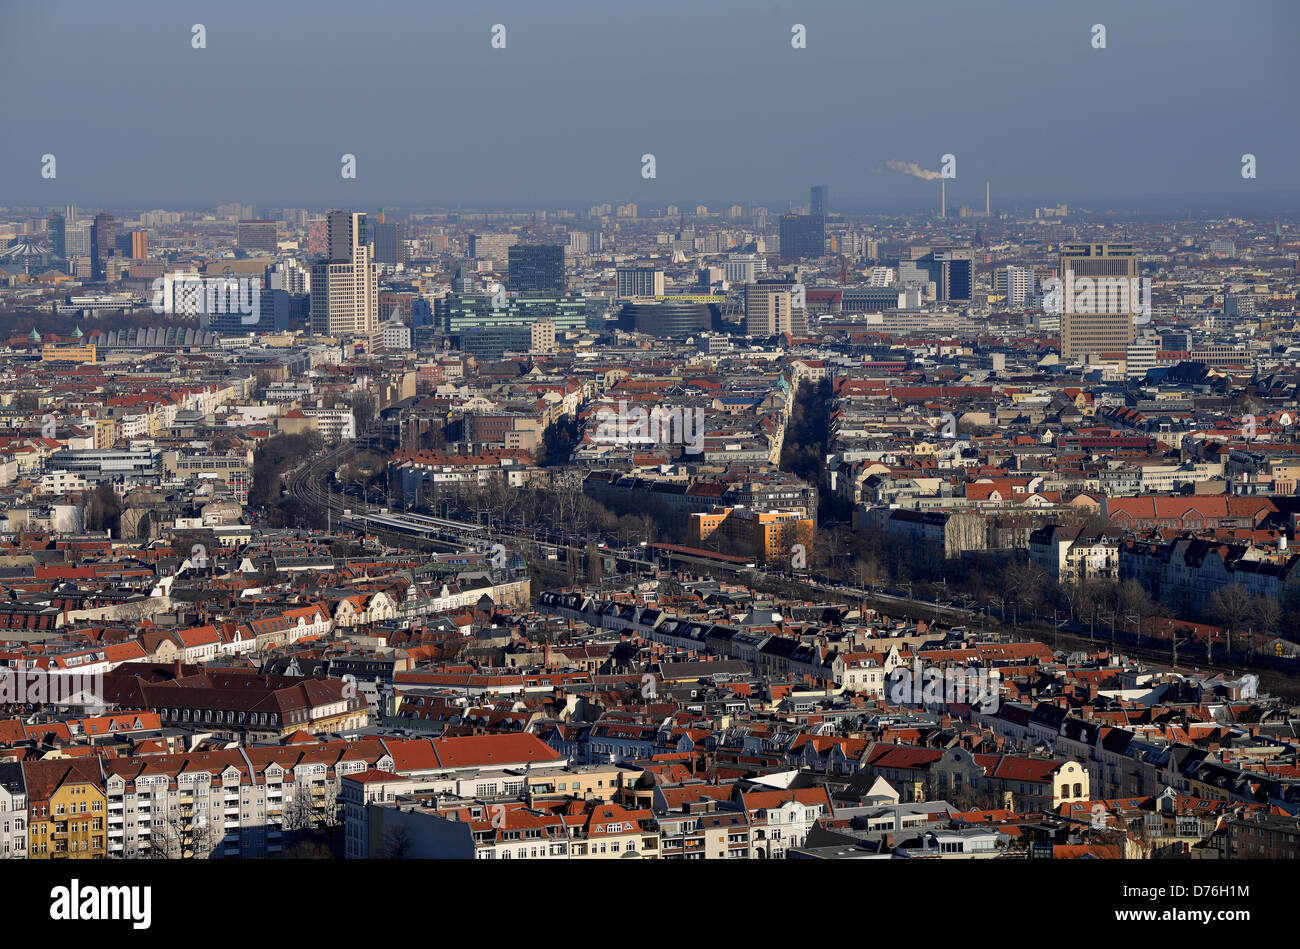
(91, 212), (116, 279)
(1059, 242), (1139, 360)
(469, 233), (518, 261)
(310, 210), (378, 338)
(1001, 266), (1033, 308)
(47, 213), (65, 258)
(615, 266), (665, 298)
(778, 213), (825, 260)
(508, 244), (565, 293)
(237, 220), (278, 255)
(372, 220), (406, 266)
(810, 185), (829, 217)
(65, 222), (91, 258)
(934, 249), (973, 302)
(898, 247), (972, 302)
(115, 231), (147, 260)
(744, 279), (795, 336)
(326, 210), (367, 262)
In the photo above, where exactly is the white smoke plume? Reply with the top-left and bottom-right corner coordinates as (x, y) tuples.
(886, 160), (942, 181)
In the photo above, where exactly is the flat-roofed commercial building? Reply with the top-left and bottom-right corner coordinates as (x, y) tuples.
(47, 448), (162, 483)
(469, 232), (517, 262)
(744, 279), (804, 336)
(372, 220), (406, 266)
(436, 292), (587, 334)
(1059, 242), (1138, 361)
(616, 266), (665, 298)
(617, 300), (712, 337)
(237, 219), (278, 255)
(508, 244), (565, 293)
(778, 213), (825, 259)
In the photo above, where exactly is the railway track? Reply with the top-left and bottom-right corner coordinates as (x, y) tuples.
(283, 447), (1300, 699)
(284, 440), (496, 553)
(641, 547), (1300, 701)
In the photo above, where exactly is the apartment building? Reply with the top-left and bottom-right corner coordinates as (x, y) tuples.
(367, 796), (659, 860)
(735, 787), (832, 859)
(1028, 524), (1119, 583)
(100, 669), (370, 741)
(689, 505), (813, 567)
(0, 762), (28, 858)
(100, 745), (387, 858)
(23, 759), (106, 859)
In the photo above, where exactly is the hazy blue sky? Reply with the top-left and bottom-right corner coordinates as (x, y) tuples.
(2, 0), (1297, 212)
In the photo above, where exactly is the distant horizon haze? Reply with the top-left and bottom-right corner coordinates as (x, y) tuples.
(1, 0), (1296, 210)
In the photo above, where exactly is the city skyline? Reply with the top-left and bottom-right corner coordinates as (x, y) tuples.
(0, 0), (1297, 907)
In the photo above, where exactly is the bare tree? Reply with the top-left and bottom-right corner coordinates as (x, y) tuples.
(142, 809), (214, 860)
(1209, 584), (1252, 655)
(281, 783), (338, 840)
(383, 823), (415, 859)
(1251, 595), (1282, 641)
(1117, 579), (1161, 635)
(483, 472), (513, 524)
(853, 555), (882, 590)
(1004, 562), (1048, 624)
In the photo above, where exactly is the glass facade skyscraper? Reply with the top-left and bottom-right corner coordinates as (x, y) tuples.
(810, 185), (829, 216)
(508, 244), (565, 293)
(91, 212), (116, 279)
(779, 213), (825, 260)
(47, 213), (65, 258)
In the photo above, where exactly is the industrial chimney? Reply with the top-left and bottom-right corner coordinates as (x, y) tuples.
(940, 179), (946, 219)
